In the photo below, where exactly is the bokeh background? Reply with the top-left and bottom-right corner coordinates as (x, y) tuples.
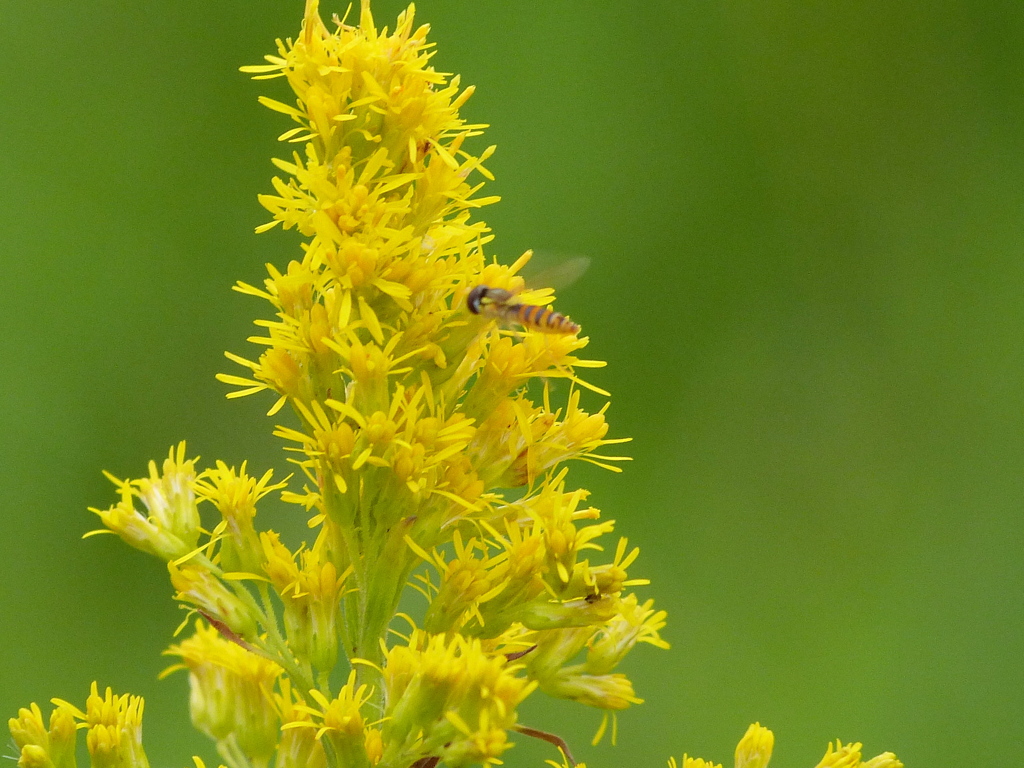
(2, 1), (1022, 765)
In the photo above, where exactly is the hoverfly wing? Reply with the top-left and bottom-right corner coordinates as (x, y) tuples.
(520, 252), (591, 293)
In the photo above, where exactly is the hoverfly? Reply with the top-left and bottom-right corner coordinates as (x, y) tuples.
(466, 285), (580, 334)
(466, 254), (587, 334)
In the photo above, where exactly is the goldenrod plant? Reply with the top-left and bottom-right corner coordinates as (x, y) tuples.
(7, 3), (903, 768)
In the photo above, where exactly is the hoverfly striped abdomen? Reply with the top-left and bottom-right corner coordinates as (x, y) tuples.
(466, 285), (580, 335)
(512, 302), (579, 334)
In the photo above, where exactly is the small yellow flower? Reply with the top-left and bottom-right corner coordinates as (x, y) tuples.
(74, 683), (149, 768)
(8, 700), (78, 768)
(88, 442), (200, 561)
(418, 530), (511, 634)
(164, 622), (283, 763)
(291, 671), (375, 768)
(382, 631), (535, 767)
(814, 740), (904, 768)
(814, 741), (862, 768)
(860, 753), (904, 768)
(735, 723), (774, 768)
(168, 561), (259, 641)
(669, 757), (723, 768)
(8, 704), (48, 755)
(585, 594), (670, 675)
(272, 679), (328, 768)
(194, 461), (288, 573)
(261, 531), (352, 674)
(16, 745), (51, 768)
(546, 669), (642, 711)
(364, 728), (384, 765)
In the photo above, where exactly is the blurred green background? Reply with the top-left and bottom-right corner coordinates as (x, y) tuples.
(2, 1), (1022, 766)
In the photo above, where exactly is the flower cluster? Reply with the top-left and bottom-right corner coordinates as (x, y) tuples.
(7, 3), (902, 768)
(660, 724), (902, 768)
(9, 684), (149, 768)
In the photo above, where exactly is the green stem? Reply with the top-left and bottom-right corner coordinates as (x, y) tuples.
(216, 734), (255, 768)
(229, 580), (316, 696)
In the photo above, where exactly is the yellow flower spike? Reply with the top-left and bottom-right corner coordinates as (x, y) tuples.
(519, 595), (655, 712)
(164, 623), (283, 765)
(0, 5), (915, 768)
(138, 442), (201, 542)
(306, 302), (336, 362)
(88, 442), (200, 562)
(257, 347), (304, 400)
(261, 531), (302, 588)
(261, 532), (321, 663)
(53, 4), (688, 767)
(734, 723), (774, 768)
